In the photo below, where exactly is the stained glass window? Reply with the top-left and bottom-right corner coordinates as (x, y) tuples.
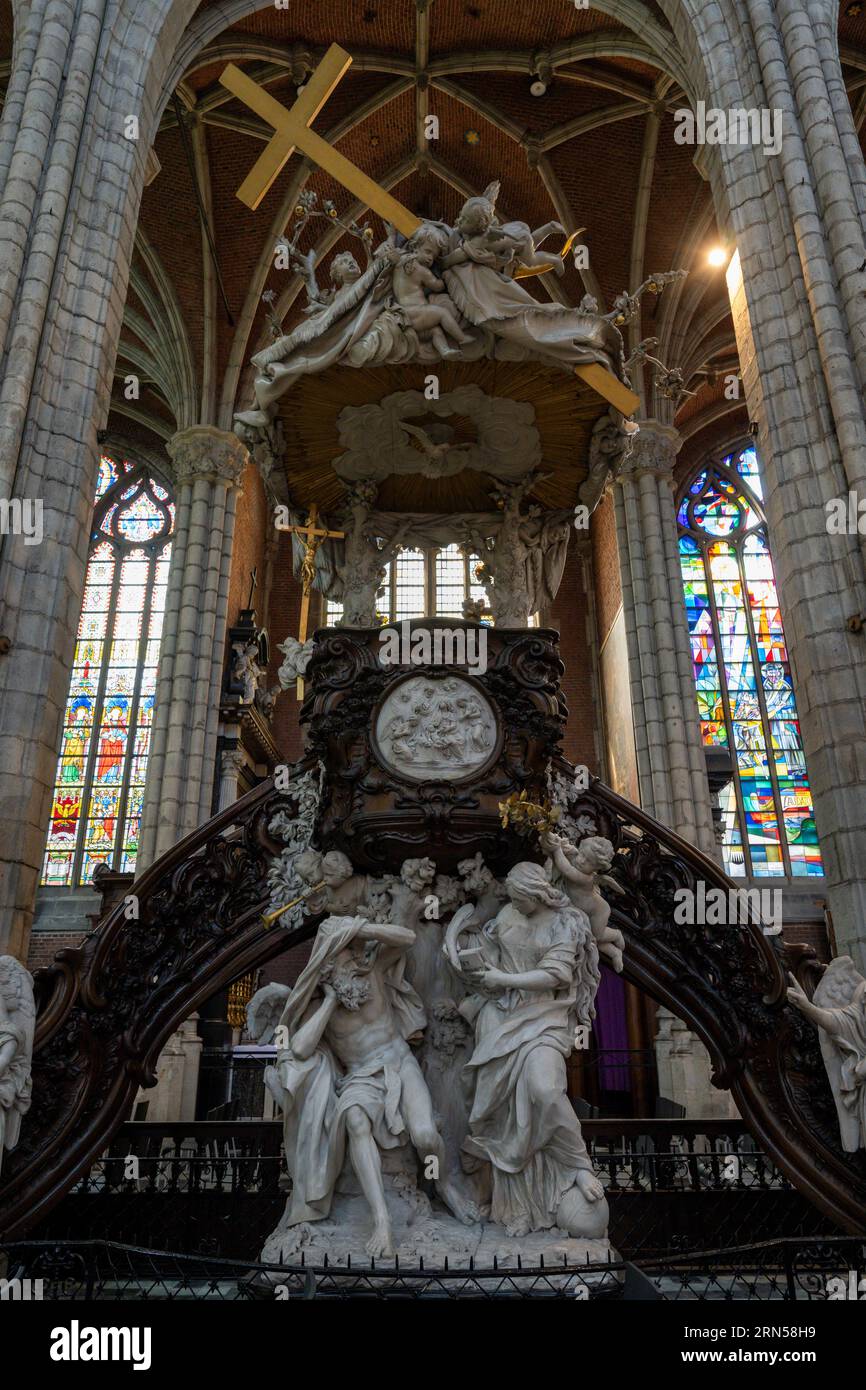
(678, 446), (822, 878)
(326, 544), (491, 624)
(42, 457), (174, 887)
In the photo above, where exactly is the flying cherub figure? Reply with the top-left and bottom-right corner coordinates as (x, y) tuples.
(389, 227), (474, 358)
(540, 832), (626, 972)
(495, 219), (572, 277)
(440, 180), (572, 280)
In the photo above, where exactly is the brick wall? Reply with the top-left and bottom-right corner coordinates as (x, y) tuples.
(26, 931), (85, 973)
(260, 938), (313, 990)
(783, 923), (830, 963)
(549, 542), (600, 773)
(226, 460), (269, 629)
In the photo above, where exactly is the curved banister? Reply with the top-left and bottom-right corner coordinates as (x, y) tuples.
(1, 760), (863, 1239)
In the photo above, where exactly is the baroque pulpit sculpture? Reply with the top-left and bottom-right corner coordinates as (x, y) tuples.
(230, 166), (677, 633)
(247, 625), (621, 1274)
(220, 46), (692, 1274)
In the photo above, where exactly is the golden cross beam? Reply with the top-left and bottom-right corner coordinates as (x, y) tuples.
(220, 45), (638, 415)
(219, 47), (421, 237)
(279, 505), (345, 699)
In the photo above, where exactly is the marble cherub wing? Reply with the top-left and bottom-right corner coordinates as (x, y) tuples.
(0, 955), (35, 1172)
(246, 983), (291, 1045)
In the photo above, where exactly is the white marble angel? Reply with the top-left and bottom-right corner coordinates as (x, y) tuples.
(246, 914), (478, 1258)
(231, 639), (261, 703)
(540, 830), (626, 972)
(444, 862), (608, 1240)
(276, 635), (315, 687)
(340, 482), (413, 626)
(463, 474), (540, 627)
(0, 955), (35, 1177)
(787, 957), (866, 1153)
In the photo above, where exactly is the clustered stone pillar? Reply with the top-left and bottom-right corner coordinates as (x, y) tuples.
(659, 0), (866, 972)
(138, 426), (248, 868)
(617, 428), (735, 1120)
(0, 0), (169, 958)
(614, 420), (716, 856)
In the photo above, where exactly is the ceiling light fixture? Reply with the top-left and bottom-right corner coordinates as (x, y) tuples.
(708, 246), (728, 267)
(530, 54), (552, 98)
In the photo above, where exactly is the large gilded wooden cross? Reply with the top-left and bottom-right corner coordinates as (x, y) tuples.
(220, 45), (639, 416)
(280, 505), (345, 699)
(220, 47), (421, 235)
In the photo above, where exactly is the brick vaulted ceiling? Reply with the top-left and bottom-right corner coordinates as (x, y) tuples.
(3, 2), (866, 472)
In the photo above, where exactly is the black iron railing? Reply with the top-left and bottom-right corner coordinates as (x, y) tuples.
(22, 1119), (837, 1262)
(2, 1237), (864, 1301)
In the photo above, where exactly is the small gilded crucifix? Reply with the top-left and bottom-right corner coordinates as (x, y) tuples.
(279, 505), (344, 699)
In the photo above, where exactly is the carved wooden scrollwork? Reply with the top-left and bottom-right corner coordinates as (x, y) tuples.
(301, 623), (563, 872)
(554, 767), (866, 1233)
(0, 779), (321, 1239)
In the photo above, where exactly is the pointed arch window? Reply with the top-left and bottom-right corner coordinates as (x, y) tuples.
(42, 456), (175, 887)
(677, 445), (822, 878)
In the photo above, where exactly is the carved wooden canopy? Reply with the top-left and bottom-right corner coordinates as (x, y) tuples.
(276, 358), (608, 515)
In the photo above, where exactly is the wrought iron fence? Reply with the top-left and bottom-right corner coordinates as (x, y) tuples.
(2, 1237), (864, 1301)
(24, 1119), (837, 1262)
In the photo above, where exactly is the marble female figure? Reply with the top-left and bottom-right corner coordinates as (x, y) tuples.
(447, 863), (607, 1238)
(788, 957), (866, 1153)
(439, 187), (623, 378)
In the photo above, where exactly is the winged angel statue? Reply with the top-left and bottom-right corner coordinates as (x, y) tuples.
(788, 956), (866, 1153)
(0, 955), (34, 1176)
(235, 181), (628, 429)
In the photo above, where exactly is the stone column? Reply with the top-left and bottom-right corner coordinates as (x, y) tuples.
(138, 427), (248, 867)
(614, 421), (716, 854)
(659, 0), (866, 974)
(133, 1017), (202, 1123)
(217, 746), (246, 814)
(0, 0), (191, 958)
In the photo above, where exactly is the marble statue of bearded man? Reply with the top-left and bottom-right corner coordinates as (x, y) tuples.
(248, 914), (477, 1257)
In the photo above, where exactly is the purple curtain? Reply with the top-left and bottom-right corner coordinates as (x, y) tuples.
(593, 967), (631, 1090)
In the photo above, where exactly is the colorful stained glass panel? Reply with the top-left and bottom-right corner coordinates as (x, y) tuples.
(678, 449), (822, 878)
(42, 461), (173, 886)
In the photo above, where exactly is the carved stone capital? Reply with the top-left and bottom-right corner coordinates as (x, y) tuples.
(220, 747), (245, 779)
(618, 419), (681, 483)
(167, 426), (249, 488)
